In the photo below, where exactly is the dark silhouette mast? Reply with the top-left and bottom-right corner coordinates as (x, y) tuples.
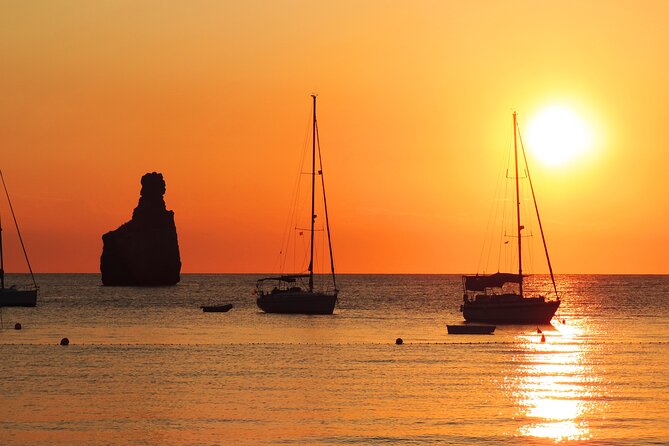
(513, 112), (524, 298)
(315, 121), (338, 292)
(517, 126), (559, 299)
(308, 94), (317, 292)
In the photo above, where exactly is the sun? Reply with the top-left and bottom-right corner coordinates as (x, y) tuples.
(525, 105), (593, 167)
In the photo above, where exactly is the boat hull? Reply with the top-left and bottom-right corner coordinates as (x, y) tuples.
(462, 298), (559, 324)
(200, 304), (232, 313)
(256, 291), (337, 315)
(201, 304), (233, 313)
(0, 289), (38, 307)
(447, 324), (496, 334)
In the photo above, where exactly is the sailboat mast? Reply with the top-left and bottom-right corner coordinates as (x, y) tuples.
(513, 112), (524, 298)
(308, 94), (317, 292)
(518, 130), (559, 299)
(315, 121), (338, 292)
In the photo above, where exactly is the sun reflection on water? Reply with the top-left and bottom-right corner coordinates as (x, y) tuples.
(510, 322), (600, 442)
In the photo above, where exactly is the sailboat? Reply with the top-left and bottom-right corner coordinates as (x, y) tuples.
(0, 170), (38, 307)
(461, 112), (559, 324)
(256, 95), (338, 315)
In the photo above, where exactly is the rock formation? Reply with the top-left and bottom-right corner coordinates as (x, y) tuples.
(100, 172), (181, 286)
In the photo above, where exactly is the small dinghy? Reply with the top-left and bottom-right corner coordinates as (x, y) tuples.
(201, 303), (233, 313)
(447, 324), (496, 335)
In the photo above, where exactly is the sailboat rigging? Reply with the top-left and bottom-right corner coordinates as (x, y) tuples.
(255, 95), (338, 314)
(461, 112), (559, 324)
(0, 169), (38, 307)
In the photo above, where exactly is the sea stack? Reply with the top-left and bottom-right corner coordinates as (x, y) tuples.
(100, 172), (181, 286)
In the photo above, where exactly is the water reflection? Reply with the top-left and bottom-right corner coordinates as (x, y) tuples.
(510, 322), (600, 442)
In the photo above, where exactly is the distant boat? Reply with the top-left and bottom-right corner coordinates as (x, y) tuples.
(447, 324), (496, 335)
(0, 170), (38, 307)
(461, 112), (560, 324)
(201, 303), (233, 313)
(256, 95), (338, 315)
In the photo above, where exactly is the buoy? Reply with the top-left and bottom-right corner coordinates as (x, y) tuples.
(540, 334), (546, 343)
(60, 337), (69, 346)
(562, 319), (566, 324)
(536, 327), (542, 334)
(14, 323), (22, 330)
(395, 338), (403, 345)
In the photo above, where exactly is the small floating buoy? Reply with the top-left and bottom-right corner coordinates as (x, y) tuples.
(540, 334), (546, 343)
(14, 323), (22, 330)
(536, 327), (542, 334)
(562, 319), (566, 324)
(60, 337), (69, 346)
(395, 338), (403, 345)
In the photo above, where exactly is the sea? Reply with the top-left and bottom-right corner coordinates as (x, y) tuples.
(1, 274), (668, 445)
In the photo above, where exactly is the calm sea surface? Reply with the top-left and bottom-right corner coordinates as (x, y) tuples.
(1, 274), (668, 445)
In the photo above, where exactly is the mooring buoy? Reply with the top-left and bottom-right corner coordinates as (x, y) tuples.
(395, 338), (403, 345)
(540, 334), (546, 343)
(14, 323), (22, 330)
(60, 337), (69, 346)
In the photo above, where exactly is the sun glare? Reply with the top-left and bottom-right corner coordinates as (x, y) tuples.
(525, 105), (593, 167)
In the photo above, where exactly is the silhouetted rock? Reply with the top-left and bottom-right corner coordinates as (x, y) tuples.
(100, 172), (181, 286)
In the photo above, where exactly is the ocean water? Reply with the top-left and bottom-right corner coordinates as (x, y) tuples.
(1, 274), (668, 445)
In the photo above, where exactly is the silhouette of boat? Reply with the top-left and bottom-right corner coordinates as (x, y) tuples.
(256, 274), (337, 315)
(447, 324), (496, 335)
(0, 170), (38, 307)
(256, 95), (338, 315)
(201, 303), (233, 313)
(461, 112), (559, 324)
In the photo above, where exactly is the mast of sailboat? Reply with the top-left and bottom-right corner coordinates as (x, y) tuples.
(517, 126), (559, 299)
(513, 112), (524, 298)
(308, 94), (317, 292)
(315, 115), (338, 292)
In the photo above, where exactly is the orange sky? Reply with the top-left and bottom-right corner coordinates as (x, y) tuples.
(1, 0), (668, 274)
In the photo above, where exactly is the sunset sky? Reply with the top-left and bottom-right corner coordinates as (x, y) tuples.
(1, 0), (668, 274)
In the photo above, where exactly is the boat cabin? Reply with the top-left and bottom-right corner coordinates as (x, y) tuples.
(463, 273), (524, 302)
(255, 274), (309, 296)
(462, 273), (552, 304)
